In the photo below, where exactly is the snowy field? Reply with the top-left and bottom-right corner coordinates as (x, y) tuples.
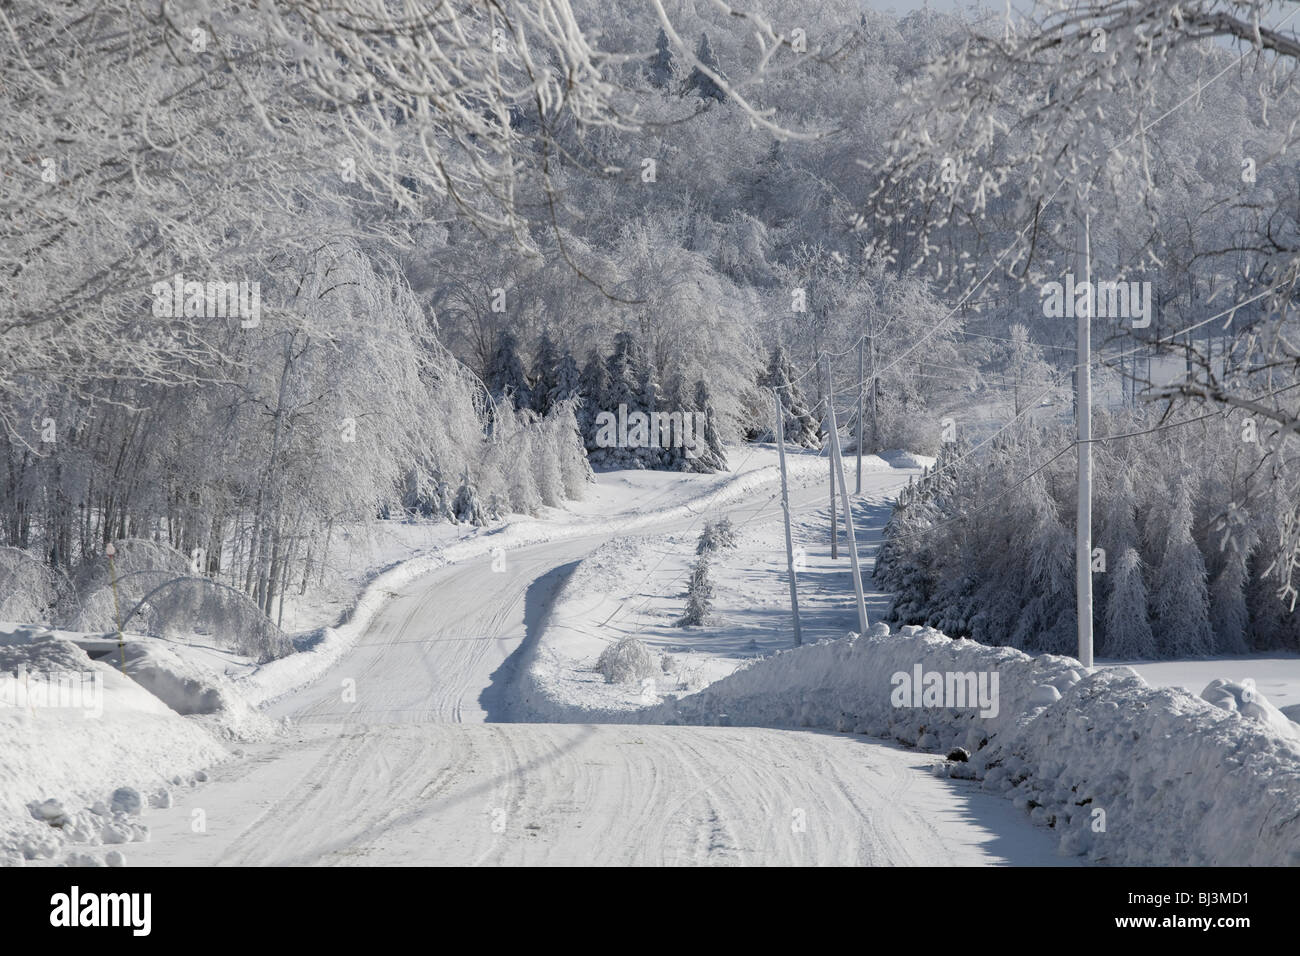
(1120, 657), (1300, 721)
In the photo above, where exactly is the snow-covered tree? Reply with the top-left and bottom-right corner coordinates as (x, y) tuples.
(531, 335), (581, 415)
(684, 32), (727, 104)
(1210, 535), (1253, 656)
(577, 351), (610, 451)
(691, 380), (728, 473)
(678, 554), (714, 626)
(1153, 482), (1215, 657)
(486, 331), (533, 409)
(759, 346), (820, 447)
(1002, 324), (1059, 417)
(1009, 475), (1075, 654)
(453, 470), (487, 527)
(1102, 547), (1157, 660)
(649, 28), (675, 88)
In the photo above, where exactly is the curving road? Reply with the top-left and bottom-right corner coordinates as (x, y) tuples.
(126, 470), (1075, 867)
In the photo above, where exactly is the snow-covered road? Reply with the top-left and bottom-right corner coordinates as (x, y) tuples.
(124, 465), (1076, 866)
(125, 722), (1070, 865)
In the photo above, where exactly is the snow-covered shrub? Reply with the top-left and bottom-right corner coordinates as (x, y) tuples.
(871, 387), (941, 457)
(696, 517), (737, 555)
(452, 472), (486, 526)
(402, 468), (453, 519)
(0, 547), (60, 622)
(677, 556), (714, 626)
(596, 637), (655, 684)
(65, 539), (190, 633)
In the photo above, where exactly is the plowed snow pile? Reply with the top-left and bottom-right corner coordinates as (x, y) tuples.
(644, 626), (1300, 865)
(0, 630), (240, 865)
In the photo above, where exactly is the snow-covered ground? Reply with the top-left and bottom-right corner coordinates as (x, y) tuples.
(5, 444), (1081, 867)
(6, 441), (1299, 867)
(0, 446), (848, 864)
(0, 627), (233, 866)
(630, 625), (1300, 865)
(241, 445), (833, 709)
(1120, 656), (1300, 722)
(515, 450), (924, 719)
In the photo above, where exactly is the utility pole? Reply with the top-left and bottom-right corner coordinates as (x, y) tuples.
(827, 398), (870, 636)
(1077, 212), (1094, 668)
(774, 389), (802, 647)
(856, 335), (864, 493)
(106, 541), (126, 674)
(825, 356), (838, 560)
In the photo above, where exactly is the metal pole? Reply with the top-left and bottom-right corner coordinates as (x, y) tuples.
(774, 389), (802, 647)
(1077, 212), (1094, 668)
(828, 399), (870, 636)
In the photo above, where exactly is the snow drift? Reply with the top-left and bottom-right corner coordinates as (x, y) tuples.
(522, 623), (1300, 865)
(0, 630), (227, 864)
(651, 626), (1300, 865)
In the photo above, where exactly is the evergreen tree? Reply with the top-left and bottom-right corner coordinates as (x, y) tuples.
(604, 331), (643, 412)
(1209, 532), (1254, 654)
(1152, 481), (1215, 657)
(452, 470), (486, 526)
(599, 332), (645, 467)
(530, 333), (562, 414)
(677, 554), (714, 626)
(1010, 475), (1074, 653)
(485, 330), (532, 409)
(690, 379), (728, 472)
(659, 371), (694, 472)
(759, 345), (818, 447)
(684, 32), (726, 104)
(1246, 536), (1300, 651)
(547, 348), (581, 413)
(577, 350), (610, 454)
(1102, 547), (1156, 659)
(1100, 472), (1140, 558)
(638, 357), (667, 469)
(1096, 471), (1140, 641)
(649, 27), (674, 89)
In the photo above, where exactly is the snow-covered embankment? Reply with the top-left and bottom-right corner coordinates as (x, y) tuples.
(639, 626), (1300, 865)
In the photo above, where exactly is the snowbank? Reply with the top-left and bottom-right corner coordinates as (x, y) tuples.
(120, 638), (277, 742)
(645, 626), (1300, 865)
(522, 621), (1300, 865)
(0, 631), (227, 865)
